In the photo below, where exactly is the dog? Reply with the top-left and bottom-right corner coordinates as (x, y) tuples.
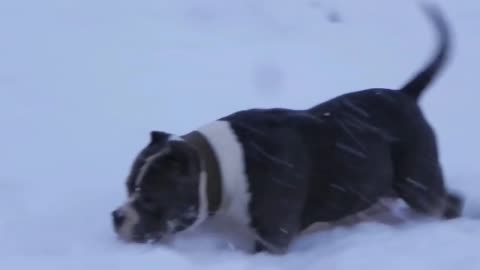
(112, 4), (464, 255)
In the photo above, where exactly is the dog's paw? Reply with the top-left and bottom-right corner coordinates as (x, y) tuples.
(443, 192), (464, 219)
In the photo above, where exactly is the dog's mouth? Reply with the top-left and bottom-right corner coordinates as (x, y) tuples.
(118, 231), (166, 244)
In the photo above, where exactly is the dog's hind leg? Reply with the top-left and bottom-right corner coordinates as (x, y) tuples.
(392, 124), (463, 219)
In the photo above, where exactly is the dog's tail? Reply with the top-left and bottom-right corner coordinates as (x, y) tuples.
(399, 3), (451, 101)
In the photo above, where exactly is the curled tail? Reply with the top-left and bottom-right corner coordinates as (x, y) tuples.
(400, 3), (451, 101)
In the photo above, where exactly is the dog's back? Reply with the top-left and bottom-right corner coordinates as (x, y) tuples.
(302, 4), (462, 224)
(223, 4), (462, 231)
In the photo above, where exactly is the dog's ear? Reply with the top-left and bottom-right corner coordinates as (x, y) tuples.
(149, 130), (170, 144)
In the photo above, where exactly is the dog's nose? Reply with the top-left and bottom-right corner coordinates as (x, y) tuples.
(112, 209), (125, 228)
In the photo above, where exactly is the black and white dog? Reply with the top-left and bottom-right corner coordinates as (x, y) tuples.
(112, 4), (463, 254)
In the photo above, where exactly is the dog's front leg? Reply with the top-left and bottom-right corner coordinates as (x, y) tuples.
(250, 196), (304, 255)
(246, 140), (308, 255)
(252, 220), (299, 255)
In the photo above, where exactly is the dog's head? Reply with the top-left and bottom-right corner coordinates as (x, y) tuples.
(112, 131), (205, 243)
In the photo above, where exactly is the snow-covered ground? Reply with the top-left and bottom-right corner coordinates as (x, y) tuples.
(1, 0), (480, 268)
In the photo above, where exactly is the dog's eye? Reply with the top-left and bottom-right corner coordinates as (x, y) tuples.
(139, 195), (155, 206)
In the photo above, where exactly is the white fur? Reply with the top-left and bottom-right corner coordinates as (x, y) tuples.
(196, 120), (251, 226)
(183, 171), (209, 231)
(168, 135), (185, 142)
(116, 194), (140, 241)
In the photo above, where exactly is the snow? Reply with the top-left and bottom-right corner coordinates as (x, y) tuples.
(1, 0), (480, 268)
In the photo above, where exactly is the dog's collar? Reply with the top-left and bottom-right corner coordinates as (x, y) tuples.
(181, 131), (222, 215)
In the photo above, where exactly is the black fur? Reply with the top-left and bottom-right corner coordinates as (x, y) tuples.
(216, 4), (463, 253)
(113, 4), (464, 255)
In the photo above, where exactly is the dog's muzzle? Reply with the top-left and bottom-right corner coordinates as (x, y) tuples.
(112, 209), (126, 230)
(111, 200), (146, 242)
(111, 202), (170, 244)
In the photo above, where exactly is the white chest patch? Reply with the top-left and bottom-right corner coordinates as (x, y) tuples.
(196, 120), (251, 226)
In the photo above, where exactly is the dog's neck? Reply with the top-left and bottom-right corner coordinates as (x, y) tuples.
(181, 131), (222, 216)
(182, 121), (251, 227)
